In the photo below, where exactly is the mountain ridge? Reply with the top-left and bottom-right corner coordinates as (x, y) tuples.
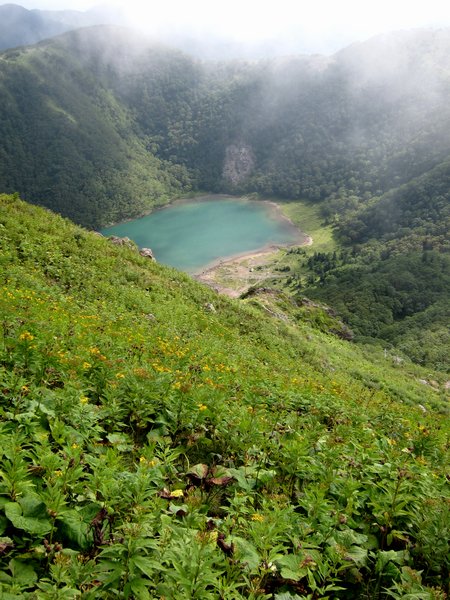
(2, 24), (450, 226)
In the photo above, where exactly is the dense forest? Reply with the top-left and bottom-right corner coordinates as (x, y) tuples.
(2, 27), (450, 227)
(294, 159), (450, 371)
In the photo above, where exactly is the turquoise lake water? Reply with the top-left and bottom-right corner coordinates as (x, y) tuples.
(101, 196), (302, 273)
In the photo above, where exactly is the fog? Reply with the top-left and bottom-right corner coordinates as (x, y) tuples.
(15, 0), (450, 56)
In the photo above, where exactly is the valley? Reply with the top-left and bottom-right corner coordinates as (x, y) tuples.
(1, 24), (449, 373)
(0, 15), (449, 597)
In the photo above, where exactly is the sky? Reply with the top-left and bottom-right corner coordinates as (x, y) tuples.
(15, 0), (450, 54)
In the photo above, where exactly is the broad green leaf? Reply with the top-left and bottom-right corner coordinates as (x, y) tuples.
(9, 558), (38, 585)
(56, 509), (90, 550)
(232, 537), (260, 572)
(186, 463), (209, 480)
(4, 497), (52, 536)
(0, 591), (24, 600)
(376, 549), (407, 572)
(276, 553), (308, 581)
(107, 433), (134, 452)
(344, 545), (368, 567)
(332, 528), (368, 548)
(126, 577), (151, 600)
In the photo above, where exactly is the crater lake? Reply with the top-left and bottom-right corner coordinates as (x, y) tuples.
(101, 195), (305, 273)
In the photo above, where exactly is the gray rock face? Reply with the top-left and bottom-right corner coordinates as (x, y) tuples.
(222, 143), (255, 185)
(108, 236), (135, 248)
(107, 237), (156, 261)
(139, 248), (155, 260)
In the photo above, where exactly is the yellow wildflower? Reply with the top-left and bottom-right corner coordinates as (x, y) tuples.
(251, 513), (265, 522)
(115, 372), (125, 379)
(80, 396), (89, 404)
(82, 362), (91, 370)
(19, 331), (34, 341)
(170, 489), (184, 498)
(198, 404), (207, 411)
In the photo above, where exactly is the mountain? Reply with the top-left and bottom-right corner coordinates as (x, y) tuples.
(0, 4), (358, 58)
(0, 3), (122, 50)
(0, 24), (449, 367)
(0, 27), (193, 227)
(0, 193), (448, 597)
(0, 3), (66, 49)
(2, 26), (450, 225)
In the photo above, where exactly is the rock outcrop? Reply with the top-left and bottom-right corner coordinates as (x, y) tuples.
(139, 248), (155, 260)
(108, 237), (156, 261)
(108, 236), (135, 249)
(222, 142), (255, 185)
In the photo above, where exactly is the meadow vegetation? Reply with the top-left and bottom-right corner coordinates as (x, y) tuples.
(0, 194), (448, 598)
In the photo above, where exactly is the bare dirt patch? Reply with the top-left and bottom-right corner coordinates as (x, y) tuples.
(194, 237), (312, 298)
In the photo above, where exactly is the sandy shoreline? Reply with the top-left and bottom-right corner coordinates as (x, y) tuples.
(103, 194), (311, 297)
(191, 197), (312, 297)
(191, 198), (309, 275)
(194, 234), (312, 298)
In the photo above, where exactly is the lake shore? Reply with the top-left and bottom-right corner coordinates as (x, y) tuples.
(191, 199), (309, 275)
(103, 194), (310, 282)
(194, 233), (312, 298)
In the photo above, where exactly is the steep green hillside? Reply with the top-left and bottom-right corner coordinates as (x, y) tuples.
(0, 194), (448, 598)
(0, 29), (192, 228)
(284, 161), (450, 371)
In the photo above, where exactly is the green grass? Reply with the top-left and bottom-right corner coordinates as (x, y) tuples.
(0, 194), (448, 598)
(263, 199), (339, 289)
(279, 199), (337, 254)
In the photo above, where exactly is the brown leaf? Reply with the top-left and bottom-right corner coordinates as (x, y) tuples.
(158, 488), (173, 499)
(207, 476), (235, 487)
(0, 537), (13, 555)
(217, 532), (234, 556)
(186, 463), (209, 482)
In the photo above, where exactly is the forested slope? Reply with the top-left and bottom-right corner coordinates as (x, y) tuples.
(297, 157), (450, 371)
(0, 29), (193, 227)
(2, 26), (450, 227)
